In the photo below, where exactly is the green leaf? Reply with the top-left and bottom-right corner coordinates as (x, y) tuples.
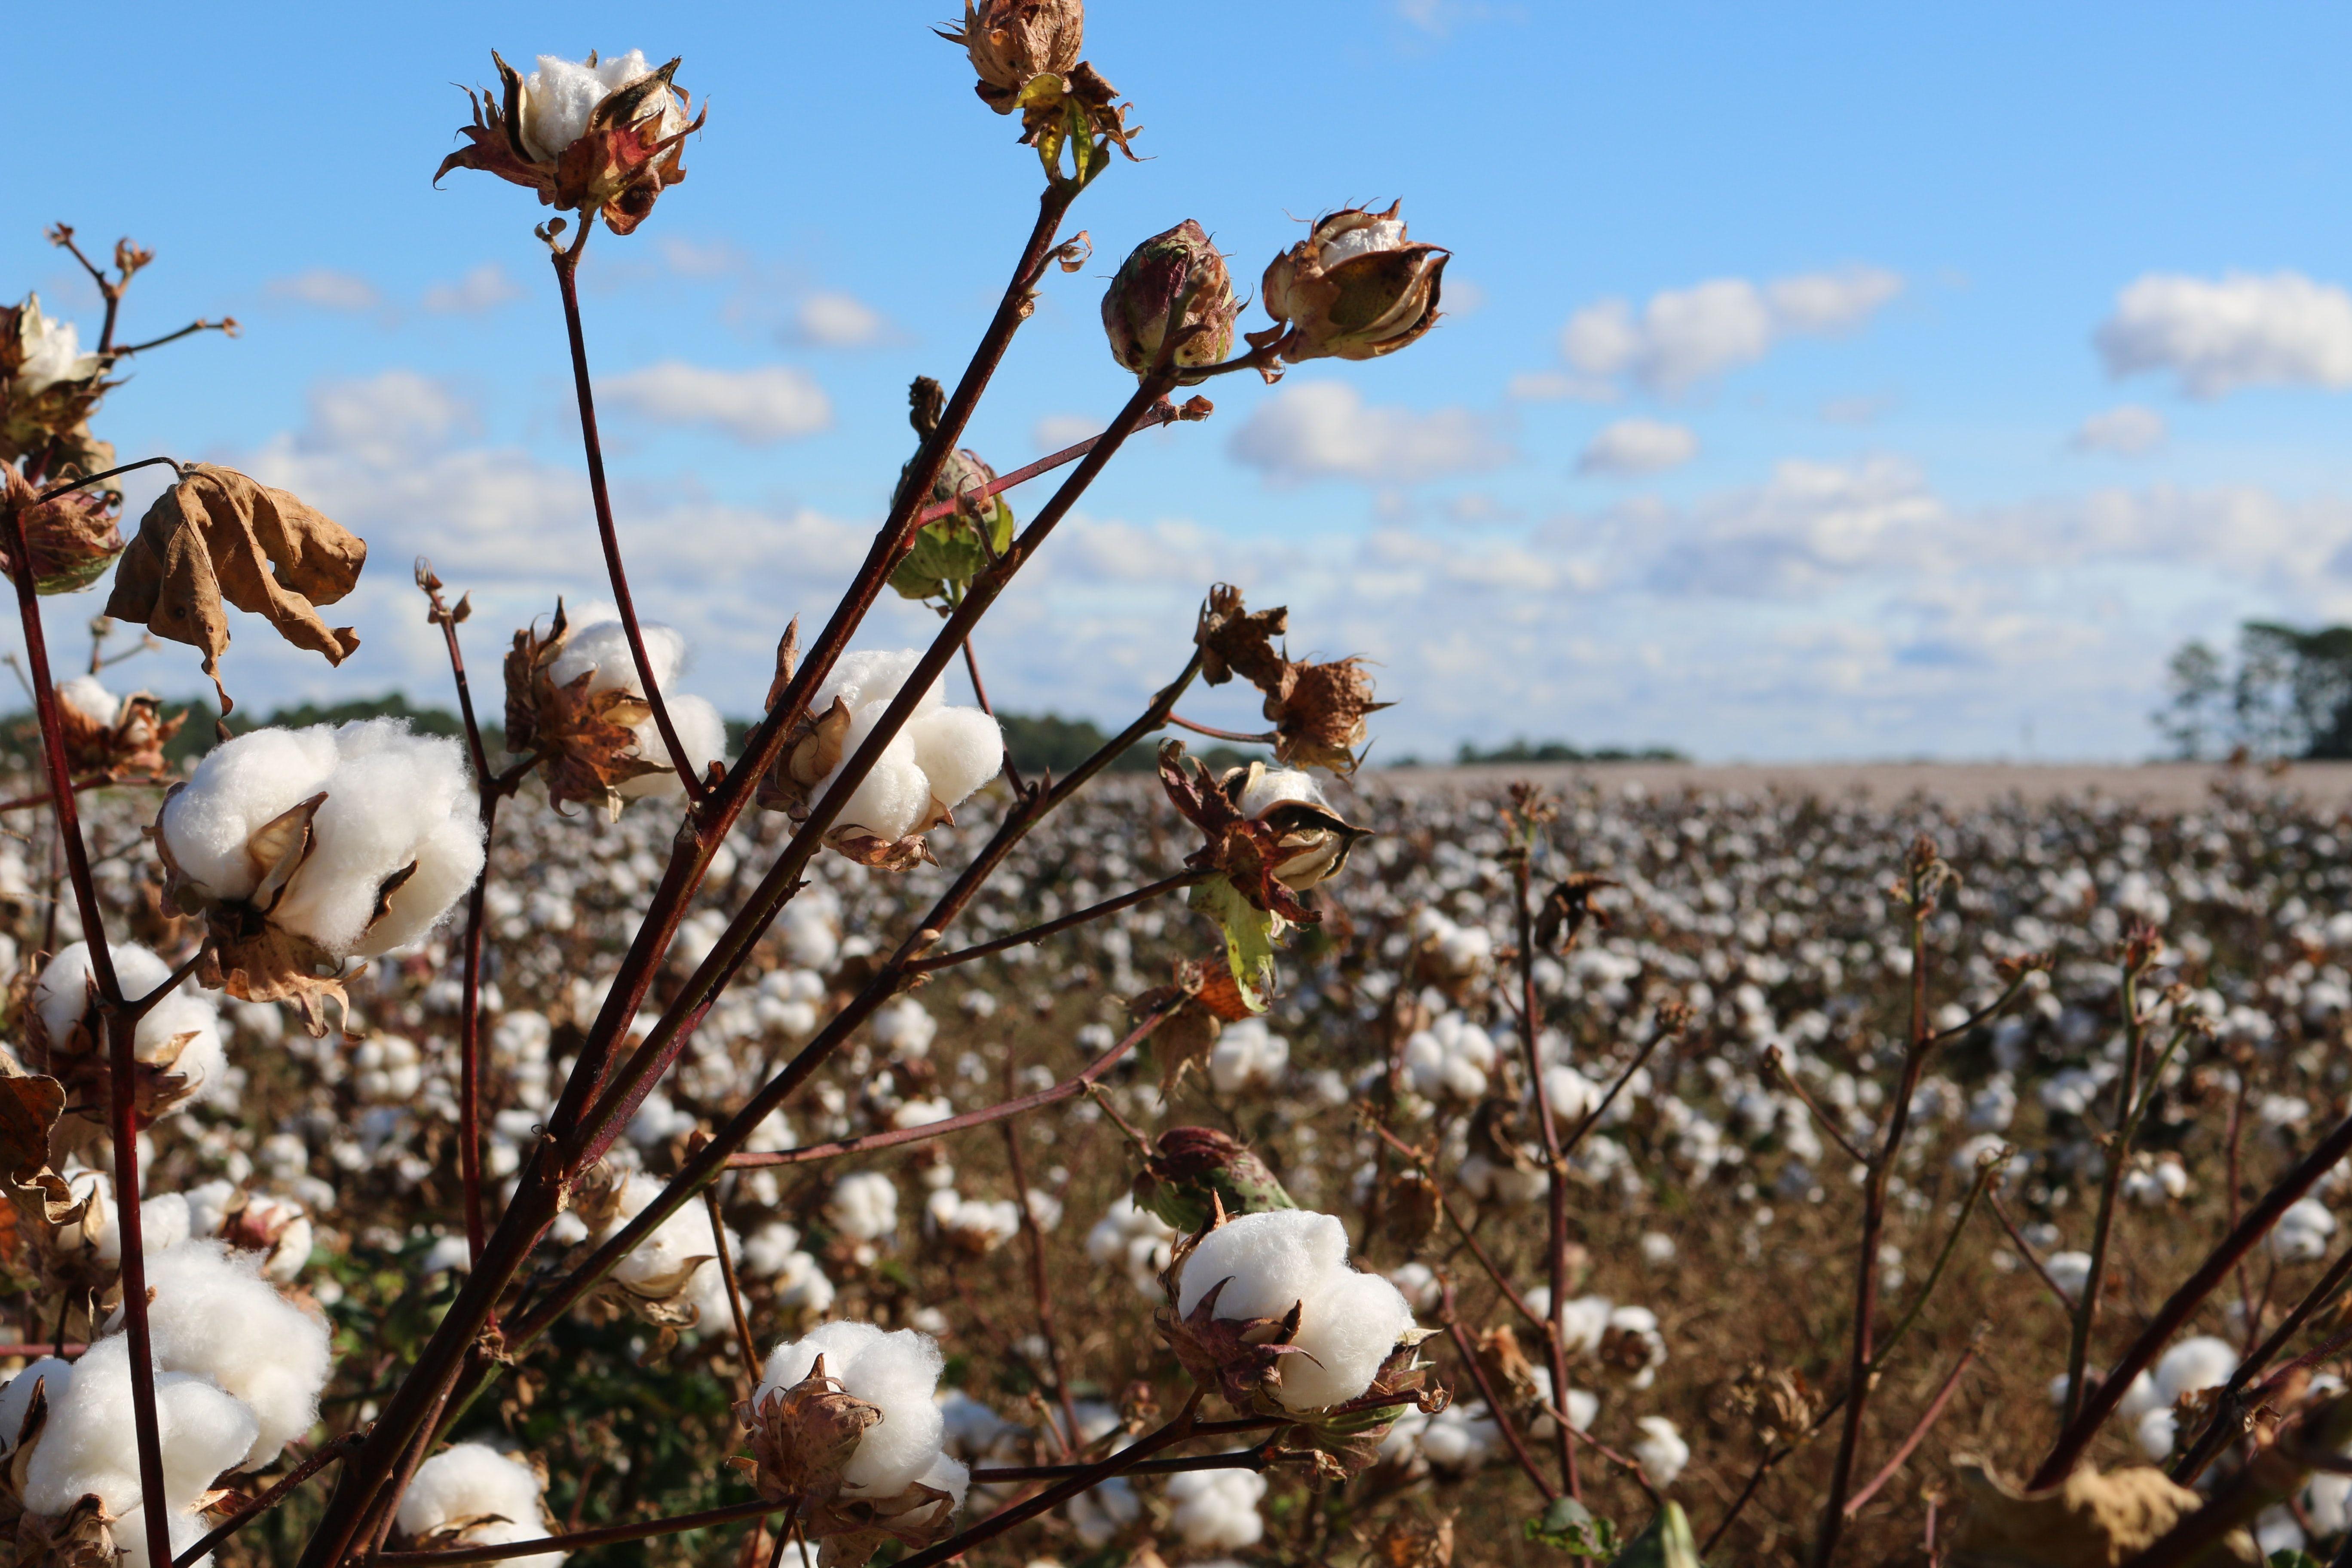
(2269, 1553), (2323, 1568)
(1188, 877), (1278, 1012)
(1525, 1497), (1619, 1558)
(1608, 1502), (1703, 1568)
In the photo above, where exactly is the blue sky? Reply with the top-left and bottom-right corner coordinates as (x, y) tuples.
(13, 1), (2352, 760)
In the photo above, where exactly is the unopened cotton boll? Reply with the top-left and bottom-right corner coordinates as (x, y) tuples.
(160, 721), (486, 958)
(1632, 1416), (1690, 1487)
(111, 1239), (333, 1466)
(759, 1321), (950, 1499)
(1175, 1210), (1416, 1411)
(397, 1442), (562, 1568)
(1165, 1467), (1266, 1549)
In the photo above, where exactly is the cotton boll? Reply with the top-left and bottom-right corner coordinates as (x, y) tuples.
(905, 707), (1004, 814)
(0, 1357), (73, 1454)
(2271, 1198), (2337, 1263)
(158, 728), (341, 903)
(34, 944), (220, 1078)
(1086, 1197), (1175, 1298)
(2136, 1407), (2178, 1461)
(831, 1173), (899, 1242)
(1176, 1210), (1415, 1412)
(1208, 1018), (1290, 1094)
(57, 675), (119, 727)
(2045, 1251), (2092, 1298)
(397, 1442), (560, 1568)
(268, 724), (484, 958)
(871, 998), (937, 1059)
(23, 1337), (258, 1521)
(2155, 1336), (2238, 1405)
(824, 730), (931, 843)
(1387, 1262), (1442, 1312)
(818, 650), (945, 719)
(1166, 1467), (1266, 1548)
(2116, 1369), (2164, 1422)
(113, 1239), (333, 1466)
(1234, 766), (1331, 819)
(1065, 1474), (1139, 1545)
(916, 1452), (970, 1513)
(1632, 1417), (1689, 1487)
(547, 618), (686, 698)
(758, 1323), (947, 1498)
(619, 695), (729, 802)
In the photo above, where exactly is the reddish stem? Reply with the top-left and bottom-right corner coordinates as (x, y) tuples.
(1841, 1341), (1981, 1516)
(422, 570), (494, 1265)
(1507, 819), (1580, 1501)
(1167, 712), (1275, 745)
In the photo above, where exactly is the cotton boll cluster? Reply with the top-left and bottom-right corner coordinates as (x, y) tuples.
(1412, 907), (1494, 995)
(2123, 1154), (2190, 1207)
(2272, 1198), (2337, 1263)
(1207, 1019), (1289, 1095)
(1087, 1196), (1177, 1297)
(1384, 1400), (1500, 1473)
(741, 1222), (836, 1314)
(31, 942), (228, 1131)
(395, 1442), (562, 1568)
(755, 1322), (968, 1508)
(1528, 1287), (1669, 1390)
(1164, 1466), (1265, 1549)
(116, 1240), (334, 1465)
(1174, 1210), (1416, 1411)
(545, 614), (728, 802)
(925, 1188), (1022, 1253)
(830, 1172), (900, 1258)
(1401, 1013), (1498, 1101)
(806, 650), (1005, 845)
(158, 720), (486, 960)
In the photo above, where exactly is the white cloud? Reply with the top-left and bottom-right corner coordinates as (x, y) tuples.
(2071, 404), (2168, 456)
(1032, 413), (1103, 453)
(422, 263), (524, 315)
(656, 236), (747, 278)
(789, 291), (886, 348)
(1560, 266), (1903, 393)
(1578, 419), (1699, 477)
(1507, 370), (1617, 403)
(1227, 382), (1512, 486)
(2095, 271), (2352, 398)
(267, 269), (382, 312)
(296, 371), (474, 469)
(602, 362), (833, 444)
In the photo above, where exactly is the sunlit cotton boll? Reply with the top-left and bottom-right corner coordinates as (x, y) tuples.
(1209, 1018), (1289, 1094)
(518, 49), (683, 162)
(594, 1173), (736, 1331)
(1166, 1467), (1266, 1549)
(546, 616), (727, 799)
(830, 1172), (900, 1242)
(2271, 1198), (2336, 1264)
(1402, 1013), (1498, 1100)
(812, 650), (1004, 842)
(1175, 1210), (1415, 1412)
(396, 1442), (563, 1568)
(759, 1321), (962, 1501)
(2155, 1336), (2238, 1406)
(33, 943), (227, 1095)
(870, 997), (937, 1059)
(1085, 1196), (1176, 1298)
(159, 721), (485, 958)
(19, 1336), (258, 1568)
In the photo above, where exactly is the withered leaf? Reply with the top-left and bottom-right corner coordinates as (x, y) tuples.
(0, 1075), (64, 1184)
(106, 464), (365, 713)
(1947, 1456), (2256, 1568)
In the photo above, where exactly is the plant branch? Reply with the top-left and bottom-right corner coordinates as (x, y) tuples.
(174, 1434), (363, 1568)
(2062, 943), (2156, 1428)
(32, 455), (183, 502)
(1441, 1280), (1559, 1502)
(1167, 713), (1275, 745)
(378, 1497), (782, 1565)
(1762, 1046), (1870, 1168)
(1841, 1336), (1983, 1517)
(906, 868), (1207, 973)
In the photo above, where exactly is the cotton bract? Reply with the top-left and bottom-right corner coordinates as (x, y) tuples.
(31, 942), (227, 1122)
(545, 614), (727, 800)
(757, 1321), (965, 1501)
(1175, 1209), (1416, 1411)
(397, 1442), (563, 1568)
(159, 720), (486, 958)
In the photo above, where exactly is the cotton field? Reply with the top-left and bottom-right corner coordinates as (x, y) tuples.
(3, 761), (2348, 1564)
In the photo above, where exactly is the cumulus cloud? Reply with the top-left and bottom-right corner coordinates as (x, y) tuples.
(268, 270), (382, 313)
(602, 362), (833, 444)
(2071, 405), (2168, 456)
(1560, 266), (1903, 393)
(1228, 382), (1512, 486)
(1033, 413), (1103, 452)
(422, 263), (524, 315)
(2095, 271), (2352, 398)
(787, 292), (887, 348)
(1578, 419), (1699, 477)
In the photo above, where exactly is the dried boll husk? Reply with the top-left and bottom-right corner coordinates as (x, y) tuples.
(1254, 202), (1449, 364)
(503, 602), (726, 820)
(434, 50), (704, 236)
(940, 0), (1085, 113)
(52, 676), (184, 778)
(1193, 584), (1388, 775)
(2, 464), (124, 597)
(1102, 221), (1237, 376)
(0, 295), (112, 469)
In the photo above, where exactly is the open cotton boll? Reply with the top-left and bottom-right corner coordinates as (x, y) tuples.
(34, 943), (219, 1070)
(22, 1337), (258, 1522)
(618, 693), (728, 801)
(2155, 1335), (2238, 1404)
(871, 997), (937, 1058)
(1234, 766), (1332, 820)
(113, 1240), (332, 1466)
(262, 723), (485, 957)
(0, 1357), (72, 1454)
(830, 1172), (898, 1241)
(2272, 1198), (2337, 1263)
(823, 724), (931, 843)
(398, 1442), (561, 1568)
(1632, 1416), (1690, 1486)
(1175, 1210), (1416, 1412)
(1209, 1019), (1289, 1095)
(759, 1322), (948, 1498)
(816, 650), (945, 720)
(2046, 1251), (2092, 1298)
(87, 1188), (194, 1262)
(519, 49), (679, 161)
(57, 674), (120, 726)
(1167, 1467), (1266, 1549)
(2137, 1407), (2178, 1461)
(156, 728), (343, 903)
(547, 618), (685, 698)
(903, 707), (1004, 812)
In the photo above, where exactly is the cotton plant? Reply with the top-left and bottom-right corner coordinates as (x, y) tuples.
(154, 719), (486, 1028)
(739, 1321), (969, 1562)
(1086, 1195), (1178, 1298)
(28, 940), (227, 1143)
(762, 649), (1006, 869)
(394, 1443), (564, 1568)
(576, 1170), (738, 1335)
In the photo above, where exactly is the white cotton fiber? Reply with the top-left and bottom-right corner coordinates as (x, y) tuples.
(830, 1172), (898, 1241)
(162, 722), (484, 960)
(916, 1451), (970, 1510)
(870, 998), (937, 1058)
(1175, 1210), (1417, 1412)
(817, 651), (944, 719)
(34, 943), (222, 1080)
(904, 708), (1004, 812)
(58, 675), (119, 727)
(1633, 1416), (1690, 1487)
(22, 1337), (258, 1522)
(825, 712), (930, 843)
(548, 619), (685, 698)
(520, 50), (679, 165)
(1235, 766), (1330, 819)
(757, 1321), (948, 1498)
(111, 1239), (332, 1466)
(2155, 1335), (2238, 1404)
(595, 1174), (729, 1328)
(1167, 1468), (1266, 1548)
(619, 694), (729, 801)
(87, 1186), (193, 1263)
(397, 1442), (559, 1568)
(0, 1357), (73, 1452)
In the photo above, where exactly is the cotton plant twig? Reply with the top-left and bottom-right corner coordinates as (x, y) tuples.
(906, 867), (1209, 973)
(1000, 1057), (1083, 1455)
(1840, 1336), (1984, 1518)
(2061, 933), (2160, 1428)
(971, 1448), (1272, 1482)
(1986, 1189), (2077, 1311)
(31, 454), (183, 502)
(1167, 713), (1277, 745)
(1371, 1121), (1550, 1336)
(1439, 1282), (1559, 1503)
(0, 489), (173, 1568)
(1812, 837), (1951, 1568)
(2173, 1238), (2352, 1484)
(376, 1497), (784, 1565)
(700, 1180), (762, 1386)
(173, 1433), (364, 1568)
(1761, 1045), (1870, 1168)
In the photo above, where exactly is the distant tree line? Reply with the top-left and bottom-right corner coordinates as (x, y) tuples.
(2159, 621), (2352, 760)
